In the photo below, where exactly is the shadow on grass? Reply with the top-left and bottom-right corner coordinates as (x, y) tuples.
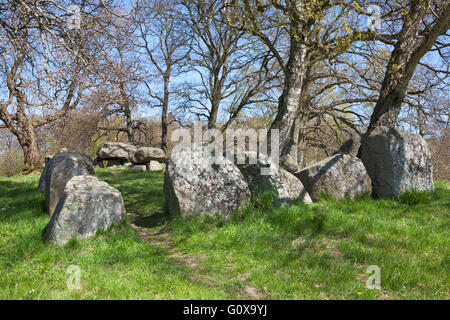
(96, 168), (168, 229)
(133, 211), (168, 228)
(0, 178), (47, 221)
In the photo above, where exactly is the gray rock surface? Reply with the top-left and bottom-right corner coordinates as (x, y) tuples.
(280, 154), (299, 173)
(131, 147), (165, 164)
(41, 151), (95, 216)
(131, 165), (147, 172)
(38, 149), (69, 192)
(38, 165), (49, 193)
(97, 142), (136, 161)
(295, 153), (371, 202)
(360, 126), (434, 198)
(164, 143), (250, 217)
(44, 175), (125, 245)
(237, 154), (312, 205)
(148, 160), (165, 171)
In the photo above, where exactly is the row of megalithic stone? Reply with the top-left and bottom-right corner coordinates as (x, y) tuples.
(39, 151), (125, 245)
(39, 143), (168, 245)
(163, 126), (433, 217)
(38, 126), (434, 245)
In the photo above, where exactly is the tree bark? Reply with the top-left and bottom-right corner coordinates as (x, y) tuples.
(19, 127), (40, 171)
(269, 34), (308, 157)
(161, 74), (170, 152)
(0, 106), (40, 171)
(119, 82), (135, 145)
(208, 99), (220, 129)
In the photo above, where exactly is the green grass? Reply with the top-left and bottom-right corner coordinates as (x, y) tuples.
(0, 168), (449, 299)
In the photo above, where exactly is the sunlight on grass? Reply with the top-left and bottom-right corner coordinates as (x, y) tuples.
(0, 169), (448, 299)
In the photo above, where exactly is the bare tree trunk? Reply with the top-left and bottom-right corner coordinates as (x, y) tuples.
(20, 132), (40, 171)
(367, 2), (450, 132)
(125, 111), (134, 145)
(161, 75), (170, 152)
(13, 120), (40, 171)
(294, 70), (314, 169)
(296, 115), (308, 169)
(270, 36), (308, 157)
(208, 99), (220, 129)
(120, 82), (135, 145)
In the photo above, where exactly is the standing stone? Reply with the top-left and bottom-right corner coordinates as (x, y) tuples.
(97, 142), (136, 162)
(131, 165), (147, 172)
(38, 149), (68, 192)
(148, 160), (165, 171)
(131, 147), (165, 164)
(38, 164), (49, 193)
(45, 155), (53, 163)
(42, 151), (95, 216)
(237, 153), (312, 205)
(360, 126), (434, 198)
(164, 144), (250, 217)
(44, 175), (125, 245)
(295, 153), (371, 202)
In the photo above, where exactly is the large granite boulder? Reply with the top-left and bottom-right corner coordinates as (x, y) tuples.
(44, 175), (125, 245)
(38, 164), (49, 193)
(97, 142), (136, 162)
(164, 143), (250, 217)
(295, 153), (371, 202)
(131, 165), (147, 172)
(236, 153), (312, 205)
(360, 126), (434, 198)
(41, 151), (95, 216)
(131, 147), (165, 164)
(38, 148), (68, 192)
(148, 160), (165, 171)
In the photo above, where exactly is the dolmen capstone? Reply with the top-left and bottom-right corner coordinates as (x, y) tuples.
(96, 142), (166, 170)
(44, 175), (125, 245)
(230, 151), (312, 206)
(295, 153), (371, 202)
(164, 143), (250, 217)
(360, 126), (434, 198)
(131, 147), (165, 164)
(38, 150), (95, 216)
(97, 142), (137, 166)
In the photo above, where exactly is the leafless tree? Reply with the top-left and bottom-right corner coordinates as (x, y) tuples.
(0, 0), (104, 170)
(366, 0), (450, 132)
(134, 0), (190, 151)
(180, 0), (278, 130)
